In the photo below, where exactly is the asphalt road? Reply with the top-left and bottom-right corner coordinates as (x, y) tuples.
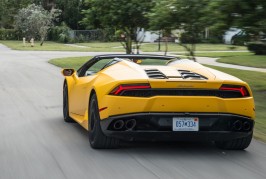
(1, 47), (266, 179)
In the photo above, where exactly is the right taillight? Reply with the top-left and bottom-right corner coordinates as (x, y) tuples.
(219, 84), (250, 97)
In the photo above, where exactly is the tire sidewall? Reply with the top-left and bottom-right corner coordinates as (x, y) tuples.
(63, 84), (69, 120)
(88, 94), (98, 146)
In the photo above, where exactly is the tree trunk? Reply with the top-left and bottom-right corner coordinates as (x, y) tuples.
(125, 35), (132, 54)
(40, 37), (44, 46)
(164, 38), (168, 56)
(191, 43), (196, 61)
(123, 28), (132, 54)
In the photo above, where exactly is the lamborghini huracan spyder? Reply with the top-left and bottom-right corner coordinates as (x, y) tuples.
(62, 54), (255, 149)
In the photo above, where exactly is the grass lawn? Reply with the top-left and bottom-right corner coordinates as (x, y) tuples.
(76, 42), (123, 52)
(0, 40), (90, 51)
(49, 55), (266, 142)
(49, 56), (92, 70)
(48, 56), (176, 69)
(1, 40), (248, 52)
(195, 51), (266, 68)
(195, 52), (253, 57)
(141, 43), (247, 52)
(0, 40), (124, 52)
(217, 54), (266, 68)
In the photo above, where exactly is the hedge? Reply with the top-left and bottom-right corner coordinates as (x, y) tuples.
(0, 29), (18, 40)
(247, 42), (266, 55)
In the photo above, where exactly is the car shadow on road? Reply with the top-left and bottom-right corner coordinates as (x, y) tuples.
(68, 121), (252, 158)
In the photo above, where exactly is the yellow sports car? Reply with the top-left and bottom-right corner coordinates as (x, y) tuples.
(62, 54), (255, 149)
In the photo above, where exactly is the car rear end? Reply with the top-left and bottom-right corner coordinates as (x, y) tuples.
(97, 60), (255, 143)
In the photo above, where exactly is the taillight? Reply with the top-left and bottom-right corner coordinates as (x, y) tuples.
(219, 85), (249, 97)
(110, 84), (151, 95)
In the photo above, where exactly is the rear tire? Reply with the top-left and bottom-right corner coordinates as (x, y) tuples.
(63, 83), (76, 123)
(215, 132), (253, 150)
(88, 94), (120, 149)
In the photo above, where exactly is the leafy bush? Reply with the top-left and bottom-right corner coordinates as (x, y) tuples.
(102, 28), (116, 41)
(49, 23), (73, 43)
(0, 29), (18, 40)
(247, 42), (266, 55)
(14, 4), (61, 45)
(76, 34), (85, 43)
(231, 34), (249, 46)
(201, 36), (223, 44)
(180, 32), (201, 43)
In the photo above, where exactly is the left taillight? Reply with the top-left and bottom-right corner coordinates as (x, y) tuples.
(110, 84), (151, 95)
(219, 84), (250, 97)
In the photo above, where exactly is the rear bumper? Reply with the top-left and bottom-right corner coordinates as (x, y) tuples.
(100, 112), (254, 141)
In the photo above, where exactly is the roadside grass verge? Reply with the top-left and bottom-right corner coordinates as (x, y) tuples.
(194, 51), (266, 68)
(0, 40), (123, 52)
(75, 42), (123, 52)
(206, 65), (266, 142)
(0, 40), (90, 51)
(217, 54), (266, 68)
(195, 52), (253, 57)
(49, 56), (92, 70)
(49, 55), (266, 142)
(141, 43), (247, 52)
(1, 40), (248, 52)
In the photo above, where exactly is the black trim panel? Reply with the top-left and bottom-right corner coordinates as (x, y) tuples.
(100, 112), (254, 142)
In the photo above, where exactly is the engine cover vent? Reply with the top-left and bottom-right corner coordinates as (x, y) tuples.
(145, 69), (167, 79)
(178, 70), (208, 80)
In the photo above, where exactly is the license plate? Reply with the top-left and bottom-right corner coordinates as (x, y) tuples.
(173, 117), (199, 131)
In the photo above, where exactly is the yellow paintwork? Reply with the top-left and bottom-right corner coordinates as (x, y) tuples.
(63, 59), (255, 131)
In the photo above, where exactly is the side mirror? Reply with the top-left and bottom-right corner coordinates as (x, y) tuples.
(133, 59), (142, 64)
(61, 69), (75, 76)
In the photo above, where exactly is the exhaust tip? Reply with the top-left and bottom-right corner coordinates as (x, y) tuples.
(243, 122), (251, 131)
(233, 120), (242, 131)
(125, 119), (136, 130)
(113, 120), (124, 130)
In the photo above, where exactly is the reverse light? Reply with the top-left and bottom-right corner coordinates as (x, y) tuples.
(219, 85), (249, 97)
(110, 84), (151, 95)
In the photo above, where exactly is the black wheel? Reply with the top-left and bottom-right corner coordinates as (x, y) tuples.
(215, 132), (253, 150)
(88, 94), (120, 149)
(63, 83), (75, 123)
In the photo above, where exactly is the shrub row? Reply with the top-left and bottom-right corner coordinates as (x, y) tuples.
(0, 29), (18, 40)
(247, 42), (266, 55)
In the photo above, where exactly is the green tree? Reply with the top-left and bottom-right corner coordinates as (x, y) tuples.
(0, 0), (33, 28)
(14, 4), (61, 45)
(148, 0), (210, 60)
(53, 0), (85, 29)
(81, 0), (154, 54)
(208, 0), (266, 37)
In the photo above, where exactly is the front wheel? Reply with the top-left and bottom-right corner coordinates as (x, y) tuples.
(215, 132), (253, 150)
(88, 94), (120, 149)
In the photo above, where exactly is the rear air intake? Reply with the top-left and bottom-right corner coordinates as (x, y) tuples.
(144, 69), (167, 79)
